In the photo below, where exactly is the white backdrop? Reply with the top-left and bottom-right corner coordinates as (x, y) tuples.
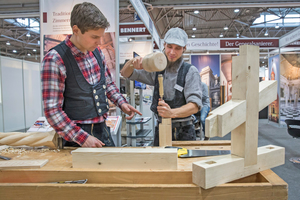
(0, 57), (42, 132)
(23, 60), (42, 128)
(1, 57), (25, 132)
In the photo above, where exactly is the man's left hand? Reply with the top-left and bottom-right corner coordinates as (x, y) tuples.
(157, 100), (174, 118)
(121, 103), (142, 120)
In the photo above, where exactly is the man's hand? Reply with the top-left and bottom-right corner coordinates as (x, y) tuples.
(82, 135), (105, 148)
(131, 56), (143, 70)
(157, 100), (174, 118)
(120, 57), (143, 78)
(121, 103), (142, 120)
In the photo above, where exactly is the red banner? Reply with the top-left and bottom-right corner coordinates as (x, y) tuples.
(220, 39), (279, 48)
(120, 24), (150, 36)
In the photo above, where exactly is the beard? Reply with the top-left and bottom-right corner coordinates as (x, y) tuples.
(166, 55), (184, 70)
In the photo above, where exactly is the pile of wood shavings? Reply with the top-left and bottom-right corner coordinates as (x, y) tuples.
(0, 147), (60, 155)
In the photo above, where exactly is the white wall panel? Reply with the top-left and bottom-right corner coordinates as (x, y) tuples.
(23, 60), (42, 128)
(0, 58), (3, 132)
(0, 56), (25, 132)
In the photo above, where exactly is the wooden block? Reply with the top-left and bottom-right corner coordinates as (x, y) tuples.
(72, 147), (177, 170)
(205, 100), (246, 137)
(259, 80), (277, 111)
(192, 145), (285, 189)
(0, 159), (48, 169)
(159, 118), (172, 147)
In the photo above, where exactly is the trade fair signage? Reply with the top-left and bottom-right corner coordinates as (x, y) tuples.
(220, 39), (279, 49)
(119, 23), (150, 36)
(279, 26), (300, 48)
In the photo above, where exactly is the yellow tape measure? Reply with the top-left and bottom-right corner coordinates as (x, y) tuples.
(177, 148), (188, 157)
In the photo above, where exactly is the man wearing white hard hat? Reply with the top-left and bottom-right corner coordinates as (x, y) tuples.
(121, 27), (202, 146)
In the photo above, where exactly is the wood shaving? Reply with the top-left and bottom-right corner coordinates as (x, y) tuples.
(0, 147), (60, 155)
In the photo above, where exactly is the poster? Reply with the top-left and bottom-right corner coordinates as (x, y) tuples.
(220, 54), (236, 103)
(268, 54), (280, 123)
(280, 53), (300, 125)
(40, 0), (117, 82)
(191, 54), (220, 110)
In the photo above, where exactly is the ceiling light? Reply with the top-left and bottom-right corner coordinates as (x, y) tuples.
(235, 51), (239, 55)
(26, 32), (31, 37)
(224, 25), (228, 30)
(191, 34), (195, 38)
(27, 53), (31, 56)
(219, 33), (224, 37)
(234, 9), (239, 13)
(33, 49), (36, 52)
(236, 33), (239, 38)
(275, 23), (279, 29)
(37, 41), (40, 45)
(192, 27), (197, 31)
(13, 50), (17, 53)
(194, 10), (199, 14)
(262, 61), (265, 63)
(206, 50), (209, 54)
(128, 38), (133, 42)
(6, 41), (10, 45)
(264, 31), (268, 36)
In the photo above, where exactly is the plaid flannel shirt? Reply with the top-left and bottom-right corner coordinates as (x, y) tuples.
(41, 35), (126, 146)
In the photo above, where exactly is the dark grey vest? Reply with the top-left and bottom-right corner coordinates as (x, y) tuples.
(150, 62), (192, 117)
(53, 42), (109, 121)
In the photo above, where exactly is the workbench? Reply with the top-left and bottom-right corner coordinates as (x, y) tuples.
(0, 141), (288, 200)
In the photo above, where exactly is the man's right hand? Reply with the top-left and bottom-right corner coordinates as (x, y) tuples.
(82, 135), (105, 148)
(120, 57), (143, 78)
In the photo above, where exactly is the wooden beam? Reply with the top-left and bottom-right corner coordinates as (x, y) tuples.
(231, 45), (259, 166)
(259, 80), (277, 111)
(192, 145), (285, 189)
(72, 147), (177, 170)
(205, 100), (246, 137)
(205, 80), (277, 138)
(159, 118), (172, 147)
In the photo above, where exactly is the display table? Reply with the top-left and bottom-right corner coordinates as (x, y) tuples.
(0, 141), (287, 200)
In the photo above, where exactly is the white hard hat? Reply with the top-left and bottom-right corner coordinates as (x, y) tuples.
(164, 27), (188, 47)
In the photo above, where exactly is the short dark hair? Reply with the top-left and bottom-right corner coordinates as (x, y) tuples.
(71, 2), (110, 34)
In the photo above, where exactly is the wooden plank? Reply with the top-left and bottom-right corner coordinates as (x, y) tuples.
(0, 184), (202, 200)
(72, 147), (178, 170)
(159, 118), (172, 147)
(192, 145), (285, 189)
(259, 80), (277, 111)
(0, 179), (288, 200)
(205, 100), (246, 137)
(231, 45), (259, 166)
(0, 159), (48, 169)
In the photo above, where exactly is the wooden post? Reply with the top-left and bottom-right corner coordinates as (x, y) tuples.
(158, 74), (172, 147)
(231, 45), (259, 166)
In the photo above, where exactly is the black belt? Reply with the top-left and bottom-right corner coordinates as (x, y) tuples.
(172, 120), (193, 128)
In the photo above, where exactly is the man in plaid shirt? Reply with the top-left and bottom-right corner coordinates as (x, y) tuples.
(41, 2), (141, 148)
